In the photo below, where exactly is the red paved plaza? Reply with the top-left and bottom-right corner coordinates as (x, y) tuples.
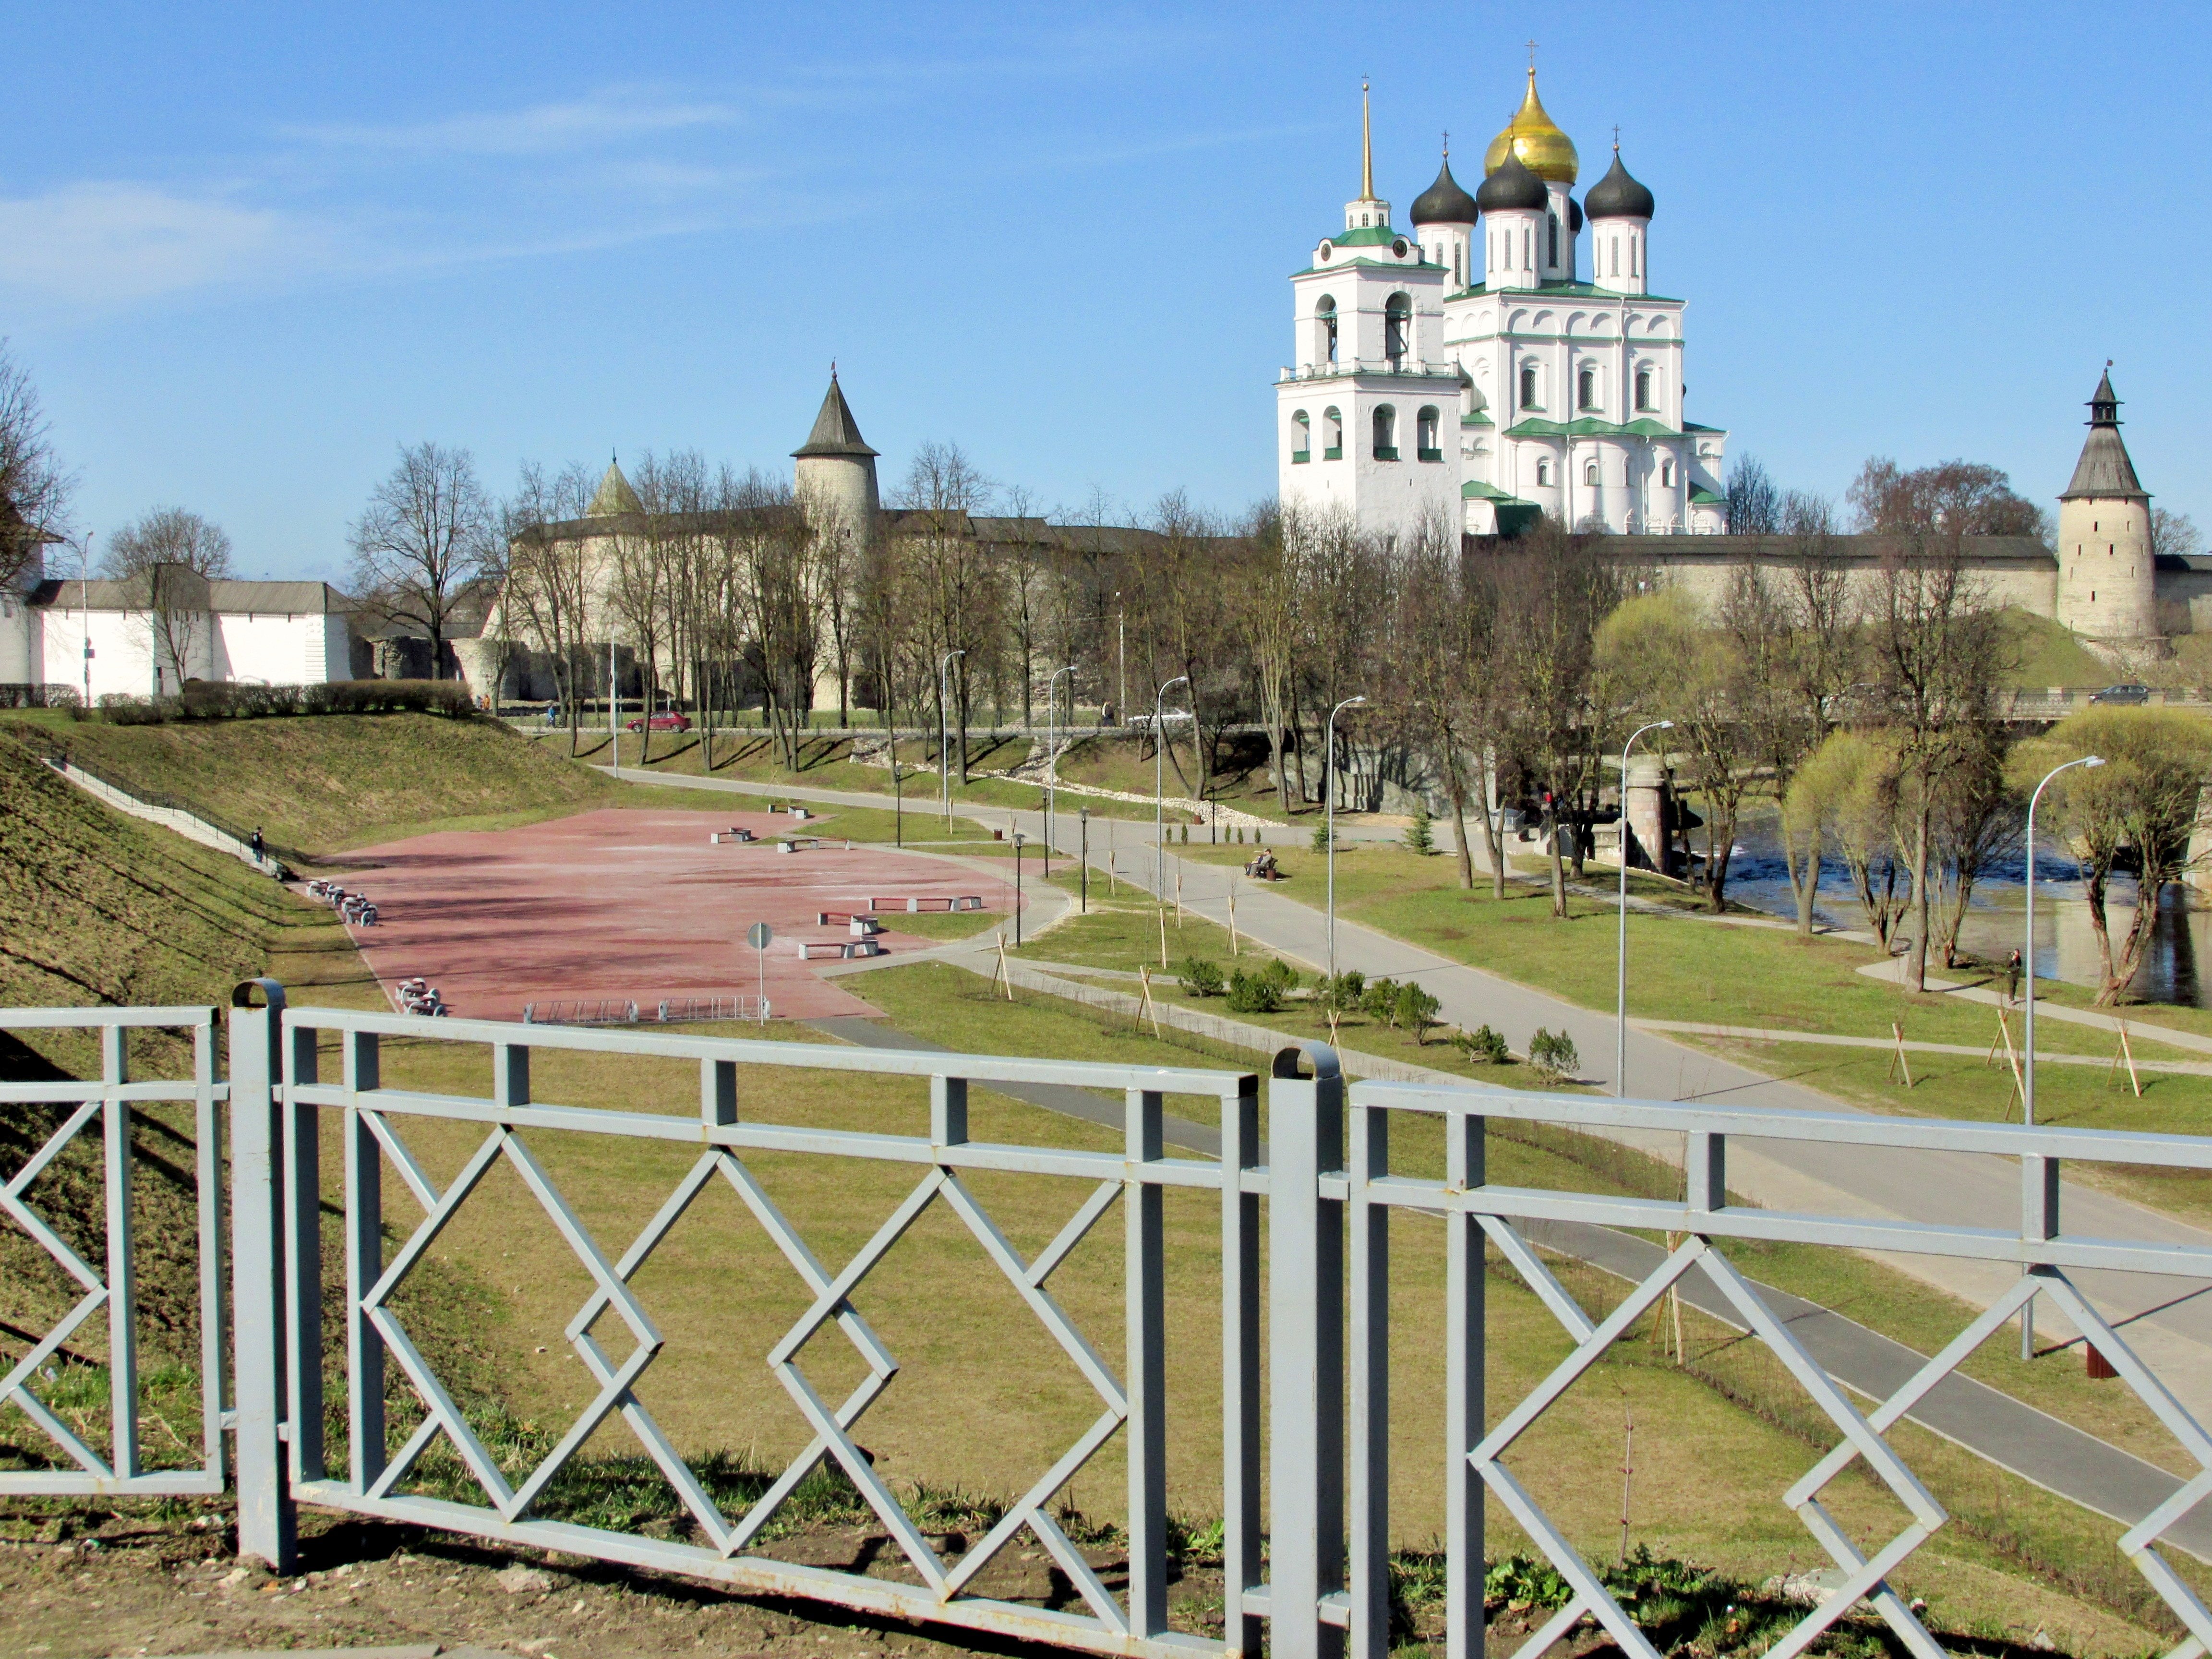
(320, 808), (1015, 1020)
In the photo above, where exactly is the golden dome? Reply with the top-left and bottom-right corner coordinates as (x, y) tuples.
(1483, 69), (1579, 184)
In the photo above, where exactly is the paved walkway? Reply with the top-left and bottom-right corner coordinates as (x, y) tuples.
(1854, 959), (2212, 1055)
(607, 768), (2212, 1421)
(1635, 1019), (2212, 1077)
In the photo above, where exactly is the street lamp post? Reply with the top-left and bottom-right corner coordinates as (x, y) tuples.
(938, 649), (966, 829)
(2024, 754), (2104, 1127)
(1047, 663), (1078, 874)
(1326, 694), (1368, 981)
(1153, 675), (1190, 906)
(2020, 750), (2103, 1359)
(1616, 719), (1675, 1097)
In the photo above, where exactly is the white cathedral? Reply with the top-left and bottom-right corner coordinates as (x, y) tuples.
(1277, 70), (1729, 540)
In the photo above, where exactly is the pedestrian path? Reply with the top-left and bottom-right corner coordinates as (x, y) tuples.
(1636, 1018), (2212, 1076)
(1853, 959), (2212, 1056)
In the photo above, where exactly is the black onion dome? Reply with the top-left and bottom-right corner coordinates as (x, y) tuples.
(1569, 197), (1584, 234)
(1410, 155), (1479, 224)
(1476, 147), (1549, 213)
(1585, 152), (1656, 219)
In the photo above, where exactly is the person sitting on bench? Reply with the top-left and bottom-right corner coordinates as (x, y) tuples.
(1244, 848), (1279, 880)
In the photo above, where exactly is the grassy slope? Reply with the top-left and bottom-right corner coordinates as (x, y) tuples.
(2003, 609), (2115, 688)
(23, 713), (613, 857)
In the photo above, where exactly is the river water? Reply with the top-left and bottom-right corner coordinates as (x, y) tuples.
(1719, 807), (2212, 1008)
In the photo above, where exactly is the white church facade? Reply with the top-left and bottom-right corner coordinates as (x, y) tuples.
(1277, 72), (1728, 541)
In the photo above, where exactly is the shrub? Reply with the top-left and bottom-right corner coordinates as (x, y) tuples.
(1226, 967), (1282, 1014)
(1260, 956), (1299, 996)
(1318, 970), (1365, 1013)
(85, 677), (478, 725)
(1528, 1028), (1580, 1082)
(1310, 821), (1333, 852)
(1452, 1024), (1513, 1065)
(1405, 805), (1435, 855)
(1361, 976), (1401, 1024)
(1394, 980), (1442, 1042)
(1178, 957), (1225, 998)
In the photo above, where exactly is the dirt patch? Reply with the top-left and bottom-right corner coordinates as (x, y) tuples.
(0, 1503), (1225, 1659)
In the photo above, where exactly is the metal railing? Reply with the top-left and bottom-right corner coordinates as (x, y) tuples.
(0, 1004), (227, 1496)
(1328, 1076), (2212, 1659)
(6, 987), (2212, 1659)
(232, 984), (1262, 1658)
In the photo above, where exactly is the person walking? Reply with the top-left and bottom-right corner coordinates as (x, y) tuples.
(2004, 948), (2023, 1007)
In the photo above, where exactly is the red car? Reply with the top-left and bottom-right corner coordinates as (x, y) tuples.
(626, 712), (692, 733)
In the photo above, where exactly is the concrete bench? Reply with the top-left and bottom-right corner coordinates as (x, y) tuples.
(868, 894), (986, 913)
(710, 828), (757, 844)
(796, 937), (884, 961)
(815, 912), (884, 936)
(777, 837), (823, 854)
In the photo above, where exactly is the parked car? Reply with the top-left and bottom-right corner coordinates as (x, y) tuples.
(2090, 684), (2151, 706)
(626, 712), (693, 732)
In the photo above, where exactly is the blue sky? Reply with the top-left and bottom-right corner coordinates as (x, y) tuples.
(2, 2), (2206, 580)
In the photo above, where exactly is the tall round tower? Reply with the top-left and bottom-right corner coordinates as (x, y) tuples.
(791, 368), (881, 536)
(2055, 368), (2156, 647)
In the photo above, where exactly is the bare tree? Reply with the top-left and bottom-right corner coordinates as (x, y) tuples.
(1848, 457), (2048, 542)
(349, 443), (496, 680)
(1724, 453), (1780, 535)
(0, 341), (73, 587)
(1868, 537), (2012, 990)
(501, 462), (595, 753)
(1243, 503), (1307, 815)
(2152, 508), (2204, 562)
(896, 442), (998, 785)
(103, 507), (234, 581)
(1388, 509), (1505, 890)
(100, 508), (236, 695)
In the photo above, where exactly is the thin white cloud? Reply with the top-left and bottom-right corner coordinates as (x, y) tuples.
(0, 183), (336, 306)
(284, 89), (747, 157)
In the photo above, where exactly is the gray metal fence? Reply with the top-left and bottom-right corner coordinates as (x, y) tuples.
(0, 1004), (227, 1496)
(7, 987), (2212, 1659)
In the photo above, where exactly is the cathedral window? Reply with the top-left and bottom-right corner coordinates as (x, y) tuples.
(1372, 406), (1399, 460)
(1578, 367), (1599, 412)
(1585, 460), (1599, 486)
(1316, 296), (1338, 365)
(1635, 368), (1654, 410)
(1292, 410), (1311, 463)
(1631, 237), (1640, 278)
(1661, 459), (1675, 488)
(1519, 363), (1539, 410)
(1417, 406), (1442, 460)
(1536, 459), (1553, 487)
(1610, 239), (1619, 277)
(1322, 407), (1343, 459)
(1522, 226), (1531, 268)
(1384, 294), (1410, 369)
(1548, 213), (1560, 267)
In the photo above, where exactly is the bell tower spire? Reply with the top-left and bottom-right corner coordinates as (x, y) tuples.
(1343, 81), (1392, 231)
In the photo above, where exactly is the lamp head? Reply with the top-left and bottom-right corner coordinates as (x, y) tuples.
(1657, 720), (1675, 730)
(1349, 695), (1369, 707)
(2084, 755), (2105, 768)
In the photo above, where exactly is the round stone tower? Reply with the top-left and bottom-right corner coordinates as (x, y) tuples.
(791, 369), (880, 537)
(2055, 368), (2156, 647)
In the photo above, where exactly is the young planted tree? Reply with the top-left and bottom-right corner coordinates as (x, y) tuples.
(2020, 708), (2212, 1004)
(1243, 503), (1306, 815)
(349, 442), (496, 681)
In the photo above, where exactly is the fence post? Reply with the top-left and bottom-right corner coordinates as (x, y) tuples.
(1446, 1109), (1486, 1659)
(1224, 1071), (1263, 1659)
(1270, 1044), (1345, 1659)
(228, 978), (296, 1570)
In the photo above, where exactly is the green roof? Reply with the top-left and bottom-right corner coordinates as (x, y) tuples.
(1682, 421), (1726, 433)
(1461, 409), (1493, 427)
(1504, 417), (1679, 439)
(1689, 486), (1725, 505)
(1451, 281), (1686, 303)
(1462, 481), (1530, 502)
(1330, 224), (1404, 247)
